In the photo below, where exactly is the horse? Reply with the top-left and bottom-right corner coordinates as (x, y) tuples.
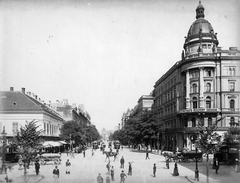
(103, 151), (118, 162)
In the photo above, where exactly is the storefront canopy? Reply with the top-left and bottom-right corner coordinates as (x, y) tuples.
(42, 141), (62, 147)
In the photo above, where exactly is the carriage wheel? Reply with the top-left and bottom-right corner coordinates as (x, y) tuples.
(40, 159), (46, 165)
(53, 158), (60, 165)
(182, 157), (189, 162)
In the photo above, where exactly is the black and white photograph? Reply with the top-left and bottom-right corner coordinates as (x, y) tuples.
(0, 0), (240, 182)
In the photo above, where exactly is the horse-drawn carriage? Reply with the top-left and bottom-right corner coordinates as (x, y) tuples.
(163, 150), (203, 162)
(38, 153), (61, 165)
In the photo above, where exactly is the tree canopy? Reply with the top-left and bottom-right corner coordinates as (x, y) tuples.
(111, 109), (158, 147)
(59, 120), (100, 146)
(13, 120), (43, 175)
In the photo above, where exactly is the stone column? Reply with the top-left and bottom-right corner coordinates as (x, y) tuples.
(186, 70), (190, 108)
(199, 67), (204, 108)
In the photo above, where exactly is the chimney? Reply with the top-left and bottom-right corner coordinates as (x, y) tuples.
(10, 87), (14, 91)
(21, 87), (25, 94)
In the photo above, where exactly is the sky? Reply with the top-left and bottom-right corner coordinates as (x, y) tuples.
(0, 0), (240, 132)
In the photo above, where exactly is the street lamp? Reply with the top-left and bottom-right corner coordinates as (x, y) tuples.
(1, 126), (7, 174)
(195, 146), (199, 181)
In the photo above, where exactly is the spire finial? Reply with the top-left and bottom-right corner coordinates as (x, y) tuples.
(196, 1), (205, 19)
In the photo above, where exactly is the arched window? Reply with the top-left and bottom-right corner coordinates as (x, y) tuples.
(230, 117), (235, 127)
(208, 117), (212, 127)
(229, 68), (232, 75)
(193, 97), (198, 108)
(192, 84), (198, 93)
(199, 117), (204, 126)
(205, 83), (211, 92)
(206, 96), (211, 108)
(230, 99), (235, 109)
(192, 118), (196, 127)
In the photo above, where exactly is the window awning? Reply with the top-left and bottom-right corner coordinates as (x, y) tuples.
(59, 141), (67, 144)
(42, 141), (62, 147)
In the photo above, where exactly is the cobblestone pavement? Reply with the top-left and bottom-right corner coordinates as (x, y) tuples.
(0, 147), (239, 183)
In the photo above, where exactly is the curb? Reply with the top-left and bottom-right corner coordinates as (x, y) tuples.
(185, 176), (194, 183)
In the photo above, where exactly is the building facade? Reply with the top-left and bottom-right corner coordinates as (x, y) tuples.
(153, 2), (240, 151)
(0, 87), (65, 143)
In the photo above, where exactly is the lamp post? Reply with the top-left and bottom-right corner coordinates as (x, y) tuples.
(1, 126), (7, 174)
(195, 146), (199, 181)
(214, 52), (222, 126)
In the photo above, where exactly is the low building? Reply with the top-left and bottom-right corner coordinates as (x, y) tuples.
(0, 87), (65, 155)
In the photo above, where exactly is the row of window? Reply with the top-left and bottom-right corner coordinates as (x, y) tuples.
(190, 117), (213, 127)
(155, 76), (177, 97)
(191, 97), (235, 109)
(190, 81), (235, 93)
(43, 123), (59, 135)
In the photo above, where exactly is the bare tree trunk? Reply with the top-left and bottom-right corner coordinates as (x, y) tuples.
(206, 154), (209, 183)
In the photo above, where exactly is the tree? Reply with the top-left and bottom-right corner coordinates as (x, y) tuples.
(223, 127), (240, 143)
(60, 120), (100, 147)
(195, 117), (223, 183)
(140, 109), (158, 150)
(13, 120), (43, 176)
(59, 120), (85, 146)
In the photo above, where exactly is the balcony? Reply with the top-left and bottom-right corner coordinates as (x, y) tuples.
(222, 108), (240, 114)
(177, 108), (220, 114)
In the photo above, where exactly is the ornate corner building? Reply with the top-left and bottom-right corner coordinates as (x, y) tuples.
(153, 2), (240, 151)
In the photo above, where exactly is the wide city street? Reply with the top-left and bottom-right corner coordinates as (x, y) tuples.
(1, 147), (239, 183)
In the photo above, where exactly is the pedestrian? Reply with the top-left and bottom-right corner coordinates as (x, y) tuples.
(92, 149), (95, 156)
(66, 159), (71, 174)
(97, 173), (103, 183)
(235, 159), (240, 172)
(120, 156), (125, 168)
(66, 148), (69, 156)
(166, 158), (170, 169)
(172, 162), (179, 176)
(35, 160), (40, 175)
(110, 166), (114, 181)
(146, 150), (150, 160)
(53, 166), (60, 183)
(106, 161), (111, 174)
(83, 150), (85, 158)
(120, 170), (127, 183)
(215, 158), (220, 174)
(153, 163), (156, 177)
(121, 145), (123, 150)
(128, 161), (134, 175)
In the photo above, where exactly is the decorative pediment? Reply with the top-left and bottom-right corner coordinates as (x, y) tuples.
(228, 95), (237, 98)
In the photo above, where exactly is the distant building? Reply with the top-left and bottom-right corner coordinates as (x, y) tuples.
(51, 100), (91, 126)
(0, 87), (64, 143)
(121, 94), (154, 128)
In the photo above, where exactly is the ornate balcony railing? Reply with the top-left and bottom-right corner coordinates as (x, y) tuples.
(177, 108), (220, 114)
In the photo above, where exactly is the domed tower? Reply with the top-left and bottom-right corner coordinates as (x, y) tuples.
(183, 1), (219, 59)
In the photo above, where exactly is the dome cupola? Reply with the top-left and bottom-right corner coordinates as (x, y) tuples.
(183, 1), (219, 59)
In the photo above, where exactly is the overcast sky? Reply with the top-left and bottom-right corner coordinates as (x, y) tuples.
(0, 0), (239, 132)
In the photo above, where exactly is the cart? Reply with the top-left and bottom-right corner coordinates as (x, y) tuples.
(178, 151), (203, 162)
(39, 153), (61, 165)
